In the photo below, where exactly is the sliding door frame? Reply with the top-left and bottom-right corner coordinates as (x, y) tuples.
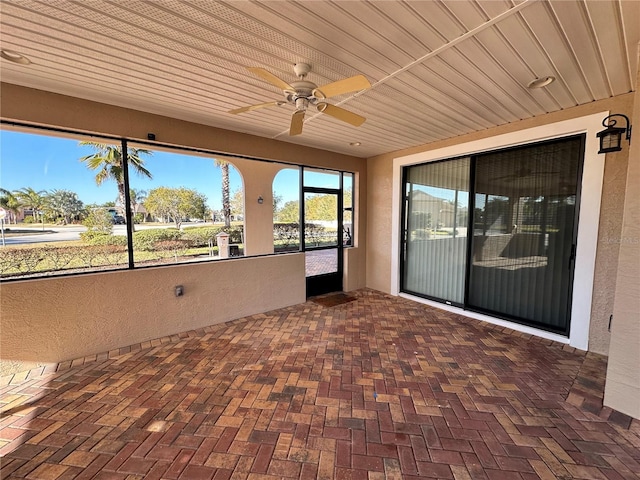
(400, 135), (584, 336)
(399, 156), (469, 308)
(466, 137), (584, 336)
(391, 112), (607, 350)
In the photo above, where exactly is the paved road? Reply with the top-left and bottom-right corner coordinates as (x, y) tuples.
(0, 223), (212, 246)
(1, 226), (86, 245)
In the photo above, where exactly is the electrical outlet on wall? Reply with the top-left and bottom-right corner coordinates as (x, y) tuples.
(175, 285), (184, 297)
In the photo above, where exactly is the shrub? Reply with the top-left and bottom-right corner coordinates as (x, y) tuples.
(274, 223), (300, 249)
(80, 231), (101, 243)
(273, 223), (330, 249)
(0, 244), (129, 278)
(83, 208), (113, 234)
(226, 226), (244, 244)
(80, 231), (128, 246)
(182, 225), (244, 245)
(75, 244), (128, 267)
(0, 247), (42, 274)
(22, 216), (35, 224)
(155, 239), (193, 261)
(304, 223), (326, 246)
(181, 226), (222, 246)
(133, 228), (183, 251)
(43, 246), (80, 270)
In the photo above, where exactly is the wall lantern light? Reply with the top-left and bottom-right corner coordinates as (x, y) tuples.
(597, 114), (632, 154)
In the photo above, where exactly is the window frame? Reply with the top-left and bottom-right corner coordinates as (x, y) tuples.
(0, 121), (358, 282)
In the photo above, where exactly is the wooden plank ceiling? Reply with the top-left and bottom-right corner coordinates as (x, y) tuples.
(0, 0), (638, 158)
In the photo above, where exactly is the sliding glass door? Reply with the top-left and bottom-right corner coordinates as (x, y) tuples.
(400, 135), (584, 335)
(468, 137), (582, 333)
(402, 158), (470, 305)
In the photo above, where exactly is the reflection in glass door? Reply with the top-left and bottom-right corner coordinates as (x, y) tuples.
(468, 137), (583, 334)
(402, 158), (470, 305)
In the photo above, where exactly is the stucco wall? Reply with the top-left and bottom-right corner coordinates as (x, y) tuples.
(0, 84), (369, 377)
(365, 155), (395, 293)
(589, 143), (630, 355)
(604, 54), (640, 419)
(366, 93), (634, 355)
(228, 158), (286, 256)
(0, 254), (305, 376)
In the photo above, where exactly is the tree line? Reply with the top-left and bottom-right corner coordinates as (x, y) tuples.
(0, 143), (234, 228)
(0, 185), (210, 229)
(1, 142), (352, 229)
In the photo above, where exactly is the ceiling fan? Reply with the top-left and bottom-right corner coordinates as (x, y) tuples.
(228, 63), (371, 136)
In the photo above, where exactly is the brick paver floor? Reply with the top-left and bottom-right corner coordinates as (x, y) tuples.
(305, 250), (338, 277)
(1, 289), (639, 479)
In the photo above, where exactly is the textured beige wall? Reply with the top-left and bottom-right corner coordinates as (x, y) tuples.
(366, 94), (634, 355)
(1, 254), (305, 376)
(365, 155), (395, 293)
(589, 140), (630, 355)
(343, 248), (365, 292)
(0, 84), (369, 377)
(230, 159), (285, 256)
(604, 54), (640, 419)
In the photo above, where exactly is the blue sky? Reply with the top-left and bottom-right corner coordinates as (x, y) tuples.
(0, 130), (301, 210)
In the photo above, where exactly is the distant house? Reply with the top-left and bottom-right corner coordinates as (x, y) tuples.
(409, 190), (461, 230)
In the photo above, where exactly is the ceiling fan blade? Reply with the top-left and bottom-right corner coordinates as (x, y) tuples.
(289, 110), (305, 136)
(317, 103), (366, 127)
(247, 67), (294, 91)
(228, 101), (284, 115)
(314, 74), (371, 99)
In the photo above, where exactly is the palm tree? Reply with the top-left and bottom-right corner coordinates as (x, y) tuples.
(44, 189), (84, 225)
(79, 142), (152, 211)
(0, 188), (20, 224)
(215, 159), (231, 228)
(14, 187), (47, 230)
(129, 188), (148, 221)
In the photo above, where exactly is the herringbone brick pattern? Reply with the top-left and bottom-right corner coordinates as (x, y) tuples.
(1, 289), (639, 479)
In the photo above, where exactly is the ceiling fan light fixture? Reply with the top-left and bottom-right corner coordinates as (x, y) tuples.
(295, 97), (309, 111)
(527, 76), (555, 89)
(1, 49), (31, 65)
